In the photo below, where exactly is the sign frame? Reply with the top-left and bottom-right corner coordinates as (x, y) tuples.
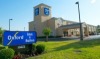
(2, 31), (37, 46)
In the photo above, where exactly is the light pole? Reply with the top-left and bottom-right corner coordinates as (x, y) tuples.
(9, 19), (13, 31)
(75, 1), (83, 41)
(24, 27), (25, 31)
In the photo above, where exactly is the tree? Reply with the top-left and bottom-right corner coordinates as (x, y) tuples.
(43, 28), (51, 42)
(0, 28), (2, 37)
(0, 28), (3, 37)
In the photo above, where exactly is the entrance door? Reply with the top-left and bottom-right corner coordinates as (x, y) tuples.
(63, 31), (68, 37)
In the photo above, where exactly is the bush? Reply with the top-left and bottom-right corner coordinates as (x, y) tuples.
(37, 36), (46, 38)
(32, 44), (36, 52)
(37, 36), (62, 38)
(0, 46), (5, 50)
(0, 37), (2, 44)
(0, 48), (15, 59)
(36, 44), (45, 54)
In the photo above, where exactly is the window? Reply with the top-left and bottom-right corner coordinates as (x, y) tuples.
(44, 8), (49, 15)
(35, 8), (39, 16)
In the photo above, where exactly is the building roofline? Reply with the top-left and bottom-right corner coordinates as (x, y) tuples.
(50, 17), (78, 23)
(34, 3), (51, 8)
(28, 21), (34, 23)
(86, 24), (97, 27)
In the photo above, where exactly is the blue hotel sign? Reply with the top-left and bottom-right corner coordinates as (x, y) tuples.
(3, 31), (37, 46)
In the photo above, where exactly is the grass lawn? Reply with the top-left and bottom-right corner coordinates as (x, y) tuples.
(28, 39), (100, 59)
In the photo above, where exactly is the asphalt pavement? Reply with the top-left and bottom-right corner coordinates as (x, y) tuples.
(63, 35), (100, 40)
(84, 35), (100, 40)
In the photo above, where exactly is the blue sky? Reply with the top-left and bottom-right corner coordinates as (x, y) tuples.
(0, 0), (100, 31)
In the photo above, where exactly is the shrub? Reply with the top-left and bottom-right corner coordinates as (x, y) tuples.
(37, 36), (46, 38)
(32, 44), (36, 52)
(0, 46), (5, 50)
(0, 37), (2, 44)
(0, 48), (15, 59)
(36, 44), (45, 54)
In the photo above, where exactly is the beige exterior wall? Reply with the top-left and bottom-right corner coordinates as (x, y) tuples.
(62, 20), (67, 25)
(48, 19), (56, 36)
(29, 21), (34, 31)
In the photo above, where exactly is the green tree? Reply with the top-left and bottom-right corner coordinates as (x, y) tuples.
(0, 28), (3, 37)
(43, 28), (51, 42)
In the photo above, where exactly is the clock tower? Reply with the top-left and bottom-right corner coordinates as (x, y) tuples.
(34, 3), (51, 22)
(33, 3), (51, 36)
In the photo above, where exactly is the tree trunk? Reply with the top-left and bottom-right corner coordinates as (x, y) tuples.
(46, 35), (48, 42)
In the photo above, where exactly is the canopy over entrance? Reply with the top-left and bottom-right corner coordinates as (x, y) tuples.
(59, 23), (90, 37)
(60, 23), (86, 29)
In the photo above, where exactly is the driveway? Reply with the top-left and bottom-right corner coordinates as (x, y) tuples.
(84, 35), (100, 40)
(63, 35), (100, 40)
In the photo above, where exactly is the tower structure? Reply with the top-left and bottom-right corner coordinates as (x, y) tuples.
(29, 3), (51, 36)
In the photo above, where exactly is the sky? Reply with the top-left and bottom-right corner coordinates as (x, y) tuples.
(0, 0), (100, 31)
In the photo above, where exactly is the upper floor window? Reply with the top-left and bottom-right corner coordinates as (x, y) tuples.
(44, 8), (49, 15)
(35, 8), (39, 16)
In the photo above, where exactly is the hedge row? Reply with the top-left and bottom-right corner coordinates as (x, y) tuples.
(0, 44), (45, 59)
(37, 36), (62, 38)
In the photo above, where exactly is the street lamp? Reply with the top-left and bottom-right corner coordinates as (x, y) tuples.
(75, 1), (83, 41)
(9, 19), (13, 31)
(24, 27), (25, 31)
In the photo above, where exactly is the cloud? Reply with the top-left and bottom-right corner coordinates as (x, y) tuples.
(91, 0), (96, 4)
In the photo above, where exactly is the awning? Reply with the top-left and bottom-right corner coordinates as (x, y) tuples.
(60, 23), (83, 29)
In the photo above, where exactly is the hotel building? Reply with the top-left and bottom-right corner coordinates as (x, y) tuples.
(29, 3), (96, 37)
